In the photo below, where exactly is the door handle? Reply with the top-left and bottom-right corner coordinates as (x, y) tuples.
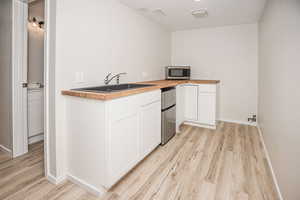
(22, 83), (28, 88)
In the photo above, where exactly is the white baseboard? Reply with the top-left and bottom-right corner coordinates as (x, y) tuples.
(67, 174), (106, 197)
(28, 134), (44, 144)
(184, 121), (216, 130)
(257, 125), (284, 200)
(0, 144), (12, 155)
(218, 119), (257, 126)
(47, 173), (67, 185)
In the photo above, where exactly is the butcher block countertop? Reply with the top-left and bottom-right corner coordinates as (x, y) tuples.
(62, 80), (220, 101)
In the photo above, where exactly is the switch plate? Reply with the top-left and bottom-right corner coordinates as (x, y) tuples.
(142, 72), (149, 78)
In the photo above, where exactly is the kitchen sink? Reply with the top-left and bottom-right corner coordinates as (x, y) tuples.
(73, 83), (156, 93)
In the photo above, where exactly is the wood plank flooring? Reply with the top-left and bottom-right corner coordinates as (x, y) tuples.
(0, 122), (279, 200)
(0, 149), (11, 164)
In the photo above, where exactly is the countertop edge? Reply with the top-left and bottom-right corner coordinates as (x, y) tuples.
(62, 80), (220, 101)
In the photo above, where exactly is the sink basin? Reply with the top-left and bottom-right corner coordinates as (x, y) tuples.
(73, 83), (156, 93)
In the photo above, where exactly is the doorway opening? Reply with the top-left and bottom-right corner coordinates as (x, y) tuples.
(0, 0), (49, 173)
(27, 0), (45, 148)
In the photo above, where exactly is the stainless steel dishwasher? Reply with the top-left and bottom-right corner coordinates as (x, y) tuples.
(161, 87), (176, 145)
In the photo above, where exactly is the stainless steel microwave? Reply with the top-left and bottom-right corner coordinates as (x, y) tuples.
(165, 66), (191, 80)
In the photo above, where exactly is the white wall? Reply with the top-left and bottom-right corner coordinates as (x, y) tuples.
(28, 0), (44, 84)
(0, 0), (12, 151)
(45, 0), (57, 177)
(50, 0), (171, 179)
(259, 1), (300, 199)
(172, 24), (258, 123)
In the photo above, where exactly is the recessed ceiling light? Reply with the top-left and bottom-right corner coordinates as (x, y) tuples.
(194, 0), (201, 2)
(191, 9), (208, 18)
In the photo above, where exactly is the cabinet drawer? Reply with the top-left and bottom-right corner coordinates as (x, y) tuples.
(109, 96), (140, 121)
(140, 90), (161, 107)
(198, 84), (216, 93)
(109, 90), (161, 122)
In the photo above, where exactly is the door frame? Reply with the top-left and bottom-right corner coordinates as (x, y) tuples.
(12, 0), (52, 178)
(44, 0), (53, 179)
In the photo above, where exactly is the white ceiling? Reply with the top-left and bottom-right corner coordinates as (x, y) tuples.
(119, 0), (267, 31)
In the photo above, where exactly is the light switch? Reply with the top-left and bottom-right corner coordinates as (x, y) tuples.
(142, 72), (149, 78)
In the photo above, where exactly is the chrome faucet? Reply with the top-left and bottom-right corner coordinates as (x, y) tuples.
(104, 72), (127, 85)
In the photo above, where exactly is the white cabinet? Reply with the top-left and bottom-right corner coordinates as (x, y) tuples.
(197, 84), (217, 126)
(184, 85), (198, 121)
(66, 90), (161, 193)
(140, 101), (161, 159)
(109, 113), (140, 184)
(107, 90), (161, 186)
(28, 89), (44, 144)
(176, 85), (184, 132)
(198, 93), (216, 125)
(177, 84), (217, 129)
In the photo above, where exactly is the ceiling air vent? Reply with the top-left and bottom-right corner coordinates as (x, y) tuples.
(191, 9), (208, 18)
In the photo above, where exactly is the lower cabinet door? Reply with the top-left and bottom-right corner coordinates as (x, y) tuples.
(198, 93), (216, 125)
(184, 85), (198, 121)
(140, 101), (161, 159)
(28, 90), (44, 137)
(109, 113), (140, 185)
(176, 85), (184, 131)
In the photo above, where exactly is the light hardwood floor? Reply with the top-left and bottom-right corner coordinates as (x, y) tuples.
(0, 122), (279, 200)
(0, 149), (11, 164)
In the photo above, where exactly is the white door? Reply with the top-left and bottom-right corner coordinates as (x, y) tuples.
(12, 0), (28, 157)
(140, 101), (161, 159)
(184, 85), (198, 121)
(198, 93), (216, 125)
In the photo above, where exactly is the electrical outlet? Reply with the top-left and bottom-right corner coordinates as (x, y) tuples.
(248, 114), (257, 122)
(75, 72), (85, 83)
